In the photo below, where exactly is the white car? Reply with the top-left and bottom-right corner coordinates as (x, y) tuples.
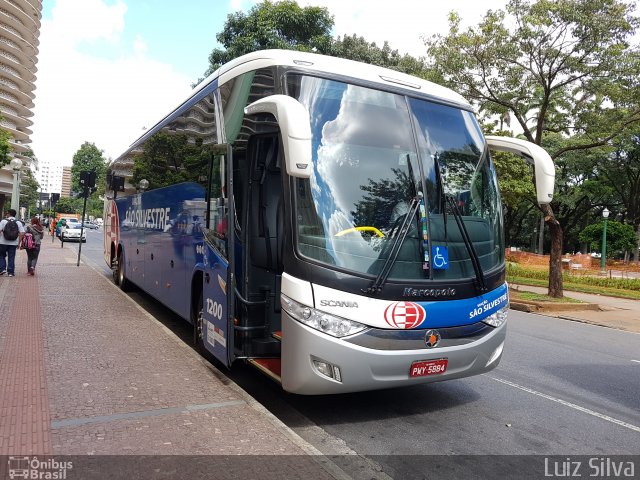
(61, 223), (87, 242)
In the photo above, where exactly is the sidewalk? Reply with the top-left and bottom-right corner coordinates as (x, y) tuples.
(0, 237), (342, 479)
(510, 283), (640, 334)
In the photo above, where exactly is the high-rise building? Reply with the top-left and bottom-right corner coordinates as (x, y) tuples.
(35, 159), (62, 194)
(61, 165), (71, 197)
(0, 0), (42, 208)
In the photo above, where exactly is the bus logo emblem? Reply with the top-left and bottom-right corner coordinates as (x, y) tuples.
(424, 329), (440, 348)
(383, 302), (426, 329)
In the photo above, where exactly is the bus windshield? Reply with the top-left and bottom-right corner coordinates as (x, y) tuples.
(287, 74), (504, 281)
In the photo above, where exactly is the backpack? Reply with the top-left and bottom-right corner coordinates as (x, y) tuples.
(21, 232), (35, 249)
(3, 219), (19, 241)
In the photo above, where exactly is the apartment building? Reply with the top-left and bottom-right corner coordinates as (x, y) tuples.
(0, 0), (42, 207)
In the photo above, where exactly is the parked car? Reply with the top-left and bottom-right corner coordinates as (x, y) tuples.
(81, 221), (98, 230)
(61, 223), (86, 242)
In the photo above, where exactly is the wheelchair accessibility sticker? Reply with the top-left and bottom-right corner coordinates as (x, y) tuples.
(431, 246), (449, 270)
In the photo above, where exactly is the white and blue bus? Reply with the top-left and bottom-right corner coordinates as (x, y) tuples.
(104, 50), (554, 394)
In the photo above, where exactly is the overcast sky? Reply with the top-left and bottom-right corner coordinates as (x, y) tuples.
(30, 0), (509, 168)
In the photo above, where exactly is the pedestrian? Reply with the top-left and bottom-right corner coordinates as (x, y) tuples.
(22, 216), (44, 275)
(50, 217), (57, 236)
(0, 208), (25, 277)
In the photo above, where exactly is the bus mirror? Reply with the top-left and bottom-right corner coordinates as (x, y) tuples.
(244, 95), (312, 178)
(485, 136), (555, 205)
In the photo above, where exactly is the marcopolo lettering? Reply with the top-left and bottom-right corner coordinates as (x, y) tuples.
(319, 300), (359, 308)
(403, 288), (456, 298)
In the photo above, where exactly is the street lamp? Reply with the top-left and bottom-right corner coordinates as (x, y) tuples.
(138, 179), (149, 192)
(10, 157), (22, 211)
(601, 207), (610, 273)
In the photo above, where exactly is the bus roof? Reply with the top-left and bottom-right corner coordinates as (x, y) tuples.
(116, 49), (471, 161)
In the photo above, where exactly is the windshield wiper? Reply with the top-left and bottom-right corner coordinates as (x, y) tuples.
(446, 195), (487, 293)
(363, 193), (422, 295)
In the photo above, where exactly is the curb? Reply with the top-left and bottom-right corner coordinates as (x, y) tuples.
(78, 248), (352, 480)
(510, 300), (600, 313)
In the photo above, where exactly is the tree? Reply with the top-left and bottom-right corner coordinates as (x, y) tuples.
(202, 1), (434, 82)
(71, 142), (108, 194)
(203, 0), (334, 78)
(598, 134), (640, 262)
(425, 0), (640, 297)
(20, 168), (40, 213)
(131, 132), (211, 190)
(54, 196), (81, 214)
(0, 119), (12, 168)
(330, 35), (433, 77)
(578, 220), (638, 258)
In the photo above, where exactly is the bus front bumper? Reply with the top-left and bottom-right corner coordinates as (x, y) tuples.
(281, 313), (506, 395)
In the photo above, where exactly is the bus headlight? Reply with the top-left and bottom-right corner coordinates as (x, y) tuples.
(281, 294), (368, 338)
(482, 305), (508, 328)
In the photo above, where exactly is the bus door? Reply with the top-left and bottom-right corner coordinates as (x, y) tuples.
(201, 144), (235, 366)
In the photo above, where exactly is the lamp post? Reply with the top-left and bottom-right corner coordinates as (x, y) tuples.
(601, 207), (610, 273)
(10, 157), (22, 211)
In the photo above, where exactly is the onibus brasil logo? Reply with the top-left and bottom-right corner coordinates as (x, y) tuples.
(7, 456), (73, 479)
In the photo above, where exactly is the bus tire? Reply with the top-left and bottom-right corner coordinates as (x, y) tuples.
(192, 291), (205, 353)
(117, 251), (130, 291)
(112, 253), (120, 285)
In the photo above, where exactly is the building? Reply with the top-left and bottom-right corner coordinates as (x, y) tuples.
(61, 165), (71, 197)
(0, 0), (42, 210)
(35, 159), (62, 194)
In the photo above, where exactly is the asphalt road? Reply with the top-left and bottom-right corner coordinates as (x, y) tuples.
(74, 229), (640, 478)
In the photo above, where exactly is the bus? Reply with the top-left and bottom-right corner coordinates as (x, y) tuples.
(104, 49), (554, 395)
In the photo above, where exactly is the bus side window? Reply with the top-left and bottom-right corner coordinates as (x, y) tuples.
(207, 153), (228, 257)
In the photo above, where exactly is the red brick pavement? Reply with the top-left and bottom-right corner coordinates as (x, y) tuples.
(0, 237), (342, 479)
(0, 271), (52, 455)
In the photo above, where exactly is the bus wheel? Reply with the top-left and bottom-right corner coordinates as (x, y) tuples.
(193, 292), (205, 352)
(112, 255), (120, 285)
(117, 251), (130, 291)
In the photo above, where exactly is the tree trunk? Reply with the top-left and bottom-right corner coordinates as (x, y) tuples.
(635, 224), (640, 264)
(543, 204), (563, 298)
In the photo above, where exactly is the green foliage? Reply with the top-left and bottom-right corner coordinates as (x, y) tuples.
(578, 220), (638, 257)
(20, 168), (40, 211)
(603, 135), (640, 232)
(426, 0), (640, 149)
(201, 0), (434, 82)
(0, 125), (12, 168)
(54, 196), (81, 214)
(425, 0), (640, 295)
(507, 263), (640, 292)
(329, 35), (433, 78)
(71, 142), (108, 194)
(131, 132), (210, 189)
(203, 0), (334, 77)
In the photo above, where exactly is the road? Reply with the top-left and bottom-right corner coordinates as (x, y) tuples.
(74, 229), (640, 478)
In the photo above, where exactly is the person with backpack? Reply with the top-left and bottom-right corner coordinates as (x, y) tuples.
(0, 208), (25, 277)
(22, 216), (44, 275)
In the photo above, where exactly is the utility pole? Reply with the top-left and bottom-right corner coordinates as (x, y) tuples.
(77, 171), (96, 266)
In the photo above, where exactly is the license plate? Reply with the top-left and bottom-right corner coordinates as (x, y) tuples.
(409, 359), (448, 377)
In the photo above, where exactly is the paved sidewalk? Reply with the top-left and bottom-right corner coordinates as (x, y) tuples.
(510, 283), (640, 334)
(0, 237), (342, 479)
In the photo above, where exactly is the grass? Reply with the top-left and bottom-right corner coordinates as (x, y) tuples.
(509, 290), (584, 303)
(506, 265), (640, 301)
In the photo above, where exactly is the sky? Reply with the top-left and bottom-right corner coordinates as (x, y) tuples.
(30, 0), (509, 170)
